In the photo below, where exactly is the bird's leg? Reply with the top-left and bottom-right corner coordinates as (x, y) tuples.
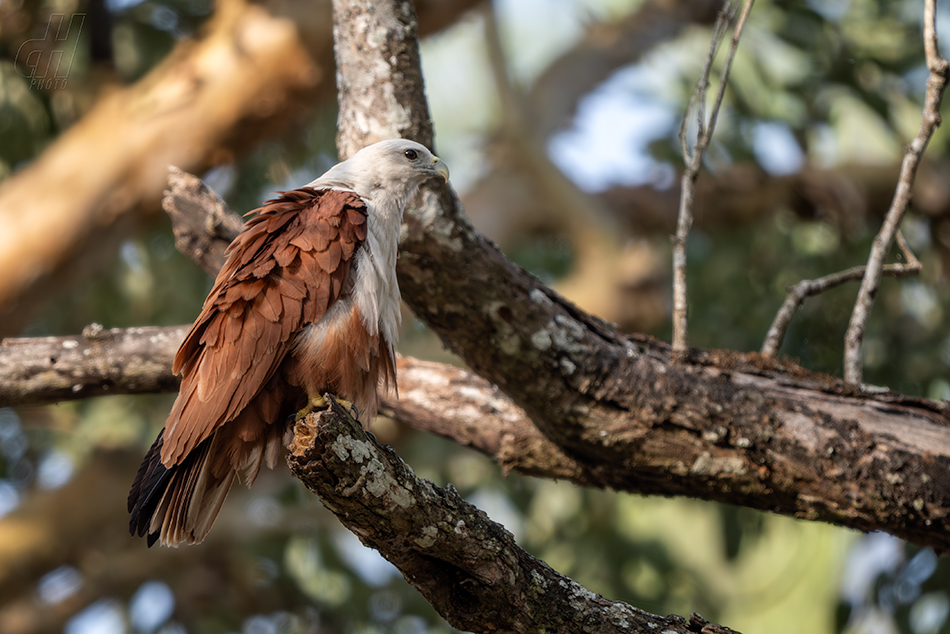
(295, 393), (359, 421)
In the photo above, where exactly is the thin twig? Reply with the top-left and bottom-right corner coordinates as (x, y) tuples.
(843, 0), (948, 384)
(672, 0), (754, 359)
(761, 232), (921, 357)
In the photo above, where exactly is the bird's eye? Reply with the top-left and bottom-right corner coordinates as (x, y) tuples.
(404, 149), (418, 160)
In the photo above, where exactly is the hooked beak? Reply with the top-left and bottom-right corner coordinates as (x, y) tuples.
(430, 157), (450, 183)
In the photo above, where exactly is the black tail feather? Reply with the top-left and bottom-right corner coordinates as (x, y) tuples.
(128, 429), (172, 546)
(128, 429), (229, 547)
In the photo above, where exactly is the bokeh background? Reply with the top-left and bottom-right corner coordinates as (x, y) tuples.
(2, 0), (950, 632)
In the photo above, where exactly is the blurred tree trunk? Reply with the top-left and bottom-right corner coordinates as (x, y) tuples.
(0, 0), (481, 337)
(0, 450), (319, 634)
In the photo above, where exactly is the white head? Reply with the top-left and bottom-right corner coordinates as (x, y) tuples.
(310, 139), (449, 208)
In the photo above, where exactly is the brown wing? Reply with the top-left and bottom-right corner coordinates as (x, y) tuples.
(160, 187), (368, 467)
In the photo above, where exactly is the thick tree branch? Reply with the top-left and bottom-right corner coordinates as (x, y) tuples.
(7, 164), (950, 551)
(843, 0), (949, 384)
(0, 324), (187, 405)
(0, 328), (589, 484)
(384, 357), (585, 482)
(17, 129), (950, 553)
(329, 0), (950, 554)
(331, 0), (435, 158)
(287, 404), (739, 634)
(5, 2), (950, 613)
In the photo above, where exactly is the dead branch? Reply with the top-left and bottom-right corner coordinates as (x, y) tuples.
(762, 231), (921, 357)
(288, 404), (740, 634)
(672, 0), (755, 358)
(843, 0), (949, 384)
(164, 167), (245, 277)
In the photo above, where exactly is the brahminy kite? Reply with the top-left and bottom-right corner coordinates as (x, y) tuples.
(128, 139), (449, 546)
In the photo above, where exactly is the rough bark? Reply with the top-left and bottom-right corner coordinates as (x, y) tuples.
(0, 324), (187, 405)
(164, 167), (246, 277)
(398, 185), (950, 550)
(385, 357), (585, 482)
(329, 0), (950, 554)
(10, 145), (950, 553)
(0, 329), (586, 483)
(4, 2), (949, 631)
(288, 404), (739, 634)
(332, 0), (435, 159)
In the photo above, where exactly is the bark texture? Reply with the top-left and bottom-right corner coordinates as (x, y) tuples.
(9, 152), (950, 552)
(164, 167), (246, 277)
(288, 404), (740, 634)
(398, 186), (950, 549)
(332, 0), (435, 159)
(327, 0), (950, 552)
(0, 324), (187, 405)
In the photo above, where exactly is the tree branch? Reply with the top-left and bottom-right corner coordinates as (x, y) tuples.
(672, 0), (754, 358)
(287, 403), (740, 634)
(329, 0), (950, 554)
(13, 139), (950, 552)
(761, 231), (922, 357)
(15, 0), (946, 629)
(164, 166), (245, 277)
(331, 0), (436, 158)
(0, 324), (187, 405)
(843, 0), (949, 384)
(5, 6), (950, 626)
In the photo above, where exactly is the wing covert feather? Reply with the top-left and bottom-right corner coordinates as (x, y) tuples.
(162, 188), (368, 467)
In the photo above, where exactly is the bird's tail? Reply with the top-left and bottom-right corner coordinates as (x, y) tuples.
(128, 429), (235, 547)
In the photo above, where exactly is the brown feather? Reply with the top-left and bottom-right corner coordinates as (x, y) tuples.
(129, 187), (373, 546)
(287, 302), (395, 421)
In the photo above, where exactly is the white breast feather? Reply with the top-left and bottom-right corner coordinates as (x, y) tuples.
(353, 198), (402, 352)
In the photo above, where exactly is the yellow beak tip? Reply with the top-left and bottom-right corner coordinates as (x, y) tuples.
(433, 159), (450, 183)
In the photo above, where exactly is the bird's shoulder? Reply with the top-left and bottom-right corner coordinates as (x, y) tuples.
(173, 187), (369, 374)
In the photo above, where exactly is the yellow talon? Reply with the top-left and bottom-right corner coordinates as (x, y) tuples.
(296, 394), (329, 419)
(295, 394), (358, 421)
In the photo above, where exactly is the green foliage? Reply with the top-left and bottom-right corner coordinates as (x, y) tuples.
(3, 0), (950, 633)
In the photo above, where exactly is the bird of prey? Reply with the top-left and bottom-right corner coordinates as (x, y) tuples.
(128, 139), (449, 547)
